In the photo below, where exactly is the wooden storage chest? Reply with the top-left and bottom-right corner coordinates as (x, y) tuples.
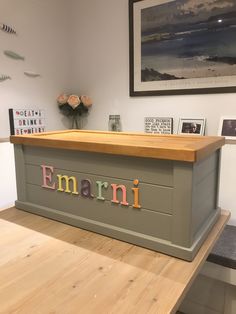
(10, 130), (225, 261)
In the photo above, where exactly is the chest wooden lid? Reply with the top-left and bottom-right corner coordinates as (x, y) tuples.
(10, 130), (225, 162)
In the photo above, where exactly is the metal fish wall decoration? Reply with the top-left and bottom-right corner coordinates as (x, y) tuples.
(24, 71), (40, 78)
(0, 75), (11, 82)
(4, 50), (25, 60)
(0, 23), (16, 34)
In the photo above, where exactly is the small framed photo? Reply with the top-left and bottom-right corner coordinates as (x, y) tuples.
(145, 117), (173, 134)
(178, 118), (206, 135)
(218, 116), (236, 139)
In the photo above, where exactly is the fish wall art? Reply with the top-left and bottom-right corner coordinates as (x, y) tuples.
(24, 71), (40, 78)
(0, 23), (16, 34)
(0, 75), (11, 82)
(4, 50), (25, 60)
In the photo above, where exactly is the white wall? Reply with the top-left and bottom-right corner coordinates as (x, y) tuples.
(70, 0), (236, 225)
(70, 0), (236, 134)
(0, 142), (16, 208)
(219, 145), (236, 225)
(0, 0), (71, 207)
(0, 0), (71, 138)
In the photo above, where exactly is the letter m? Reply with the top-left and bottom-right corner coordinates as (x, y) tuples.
(57, 175), (78, 195)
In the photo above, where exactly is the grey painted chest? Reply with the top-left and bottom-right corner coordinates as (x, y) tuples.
(11, 130), (225, 261)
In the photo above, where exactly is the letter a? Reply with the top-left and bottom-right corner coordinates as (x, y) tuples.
(81, 179), (94, 198)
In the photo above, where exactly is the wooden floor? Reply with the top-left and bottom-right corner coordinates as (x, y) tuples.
(0, 207), (229, 314)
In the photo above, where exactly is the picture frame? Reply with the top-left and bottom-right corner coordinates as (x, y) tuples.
(129, 0), (236, 96)
(178, 118), (206, 135)
(145, 117), (173, 134)
(108, 115), (121, 132)
(218, 116), (236, 140)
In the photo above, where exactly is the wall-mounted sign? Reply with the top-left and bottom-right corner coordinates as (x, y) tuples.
(9, 108), (46, 135)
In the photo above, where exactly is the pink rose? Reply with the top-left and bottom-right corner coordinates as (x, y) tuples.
(57, 93), (69, 105)
(81, 95), (92, 108)
(68, 95), (81, 109)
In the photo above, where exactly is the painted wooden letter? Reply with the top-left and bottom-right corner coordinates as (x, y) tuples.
(132, 179), (141, 209)
(96, 181), (108, 201)
(81, 179), (94, 198)
(41, 165), (55, 190)
(111, 184), (129, 206)
(57, 175), (79, 195)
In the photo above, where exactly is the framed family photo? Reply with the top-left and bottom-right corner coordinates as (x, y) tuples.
(218, 116), (236, 140)
(178, 118), (206, 135)
(129, 0), (236, 96)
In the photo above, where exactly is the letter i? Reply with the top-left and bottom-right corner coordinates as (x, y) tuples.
(132, 179), (141, 209)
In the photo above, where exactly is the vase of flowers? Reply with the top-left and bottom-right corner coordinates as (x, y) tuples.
(57, 93), (92, 129)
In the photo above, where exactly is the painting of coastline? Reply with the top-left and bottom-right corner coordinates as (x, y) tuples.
(141, 0), (236, 82)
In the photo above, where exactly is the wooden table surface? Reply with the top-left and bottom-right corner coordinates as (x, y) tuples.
(10, 130), (225, 162)
(0, 207), (229, 314)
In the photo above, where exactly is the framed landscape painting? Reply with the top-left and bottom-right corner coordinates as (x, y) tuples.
(129, 0), (236, 96)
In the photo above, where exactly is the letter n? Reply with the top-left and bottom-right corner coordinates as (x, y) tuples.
(111, 184), (129, 206)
